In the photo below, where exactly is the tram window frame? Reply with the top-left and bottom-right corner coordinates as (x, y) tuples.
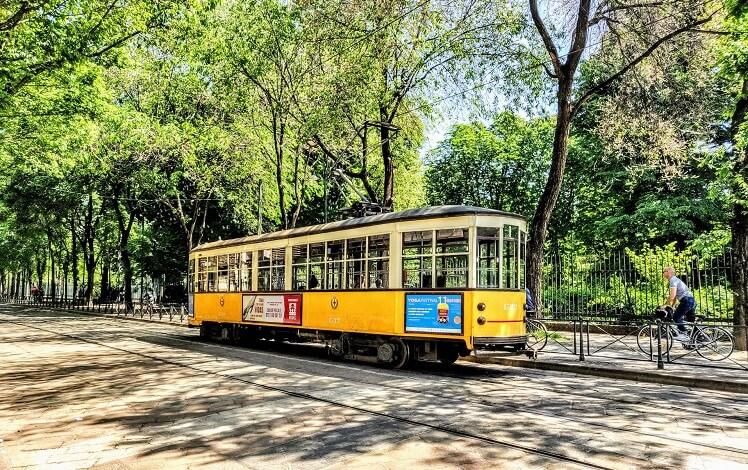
(367, 234), (390, 288)
(271, 248), (286, 291)
(257, 249), (271, 291)
(240, 252), (252, 291)
(291, 244), (309, 290)
(197, 257), (207, 292)
(402, 230), (434, 289)
(519, 231), (527, 288)
(503, 225), (519, 289)
(217, 254), (229, 292)
(326, 240), (344, 290)
(435, 228), (469, 288)
(309, 242), (324, 289)
(477, 227), (500, 288)
(346, 237), (366, 289)
(206, 256), (217, 292)
(188, 259), (195, 294)
(228, 253), (240, 292)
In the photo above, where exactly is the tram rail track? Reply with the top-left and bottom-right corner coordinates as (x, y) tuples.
(3, 306), (748, 466)
(0, 313), (613, 470)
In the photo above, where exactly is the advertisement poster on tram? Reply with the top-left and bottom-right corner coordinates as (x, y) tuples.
(242, 294), (302, 325)
(404, 293), (463, 334)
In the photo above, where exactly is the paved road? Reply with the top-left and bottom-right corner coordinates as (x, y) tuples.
(1, 305), (747, 469)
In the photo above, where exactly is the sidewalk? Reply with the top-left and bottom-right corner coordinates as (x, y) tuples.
(470, 327), (748, 394)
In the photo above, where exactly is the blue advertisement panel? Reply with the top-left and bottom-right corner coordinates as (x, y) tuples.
(405, 293), (463, 334)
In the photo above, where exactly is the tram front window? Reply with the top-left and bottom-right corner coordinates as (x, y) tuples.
(503, 225), (518, 289)
(477, 227), (500, 288)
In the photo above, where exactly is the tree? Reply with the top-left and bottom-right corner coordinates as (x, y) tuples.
(425, 112), (553, 217)
(553, 23), (730, 251)
(525, 0), (722, 311)
(718, 0), (748, 350)
(304, 0), (521, 210)
(0, 0), (171, 111)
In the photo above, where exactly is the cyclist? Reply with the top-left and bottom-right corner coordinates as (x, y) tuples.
(525, 287), (536, 316)
(662, 267), (696, 342)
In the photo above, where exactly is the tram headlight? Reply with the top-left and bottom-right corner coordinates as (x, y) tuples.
(477, 316), (486, 325)
(477, 302), (486, 311)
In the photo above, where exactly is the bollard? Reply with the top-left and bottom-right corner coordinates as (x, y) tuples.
(656, 320), (664, 370)
(578, 317), (585, 362)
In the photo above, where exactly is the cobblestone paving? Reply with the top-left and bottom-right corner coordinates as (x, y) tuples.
(1, 305), (747, 469)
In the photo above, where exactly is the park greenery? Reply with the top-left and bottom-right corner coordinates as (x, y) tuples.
(0, 0), (746, 341)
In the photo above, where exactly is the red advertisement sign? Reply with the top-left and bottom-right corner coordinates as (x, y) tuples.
(242, 294), (303, 325)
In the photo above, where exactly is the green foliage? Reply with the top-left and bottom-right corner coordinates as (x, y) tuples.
(424, 112), (553, 217)
(544, 238), (734, 321)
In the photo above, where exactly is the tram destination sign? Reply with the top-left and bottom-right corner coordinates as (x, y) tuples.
(242, 294), (302, 325)
(404, 293), (463, 334)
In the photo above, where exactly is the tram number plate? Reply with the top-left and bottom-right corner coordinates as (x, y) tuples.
(242, 294), (302, 325)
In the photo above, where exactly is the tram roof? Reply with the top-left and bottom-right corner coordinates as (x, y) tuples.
(191, 205), (523, 252)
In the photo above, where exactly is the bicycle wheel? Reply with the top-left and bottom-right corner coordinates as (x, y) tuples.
(695, 326), (734, 361)
(637, 324), (672, 356)
(525, 319), (548, 351)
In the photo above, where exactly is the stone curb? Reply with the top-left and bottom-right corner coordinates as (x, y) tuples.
(464, 355), (748, 394)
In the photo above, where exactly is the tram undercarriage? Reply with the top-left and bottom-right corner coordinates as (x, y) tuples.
(198, 321), (526, 368)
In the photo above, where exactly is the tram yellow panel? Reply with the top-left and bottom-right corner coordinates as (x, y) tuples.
(194, 293), (243, 323)
(471, 290), (527, 338)
(302, 291), (398, 335)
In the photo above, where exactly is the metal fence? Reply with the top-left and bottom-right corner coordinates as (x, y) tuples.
(543, 247), (734, 323)
(0, 295), (188, 324)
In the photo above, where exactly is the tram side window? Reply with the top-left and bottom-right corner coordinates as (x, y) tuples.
(217, 255), (229, 292)
(271, 248), (286, 290)
(292, 245), (308, 290)
(309, 243), (324, 289)
(519, 231), (527, 288)
(477, 227), (500, 288)
(402, 230), (433, 288)
(346, 238), (366, 289)
(240, 252), (252, 291)
(435, 228), (468, 288)
(207, 256), (217, 292)
(368, 234), (389, 288)
(326, 240), (344, 290)
(197, 257), (207, 292)
(228, 253), (240, 292)
(503, 225), (519, 289)
(257, 250), (271, 291)
(188, 259), (195, 294)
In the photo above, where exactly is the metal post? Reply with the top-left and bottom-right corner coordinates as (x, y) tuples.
(656, 320), (664, 369)
(578, 316), (585, 361)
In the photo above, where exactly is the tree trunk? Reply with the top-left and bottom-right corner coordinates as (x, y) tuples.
(48, 234), (56, 300)
(732, 205), (748, 352)
(730, 80), (748, 352)
(101, 259), (110, 303)
(71, 217), (78, 301)
(84, 194), (96, 305)
(527, 84), (574, 315)
(113, 201), (136, 312)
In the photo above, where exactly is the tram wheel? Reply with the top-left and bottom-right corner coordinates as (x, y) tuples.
(390, 338), (410, 369)
(437, 347), (459, 366)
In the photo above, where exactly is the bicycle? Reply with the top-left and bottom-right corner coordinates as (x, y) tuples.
(525, 313), (548, 351)
(636, 307), (734, 361)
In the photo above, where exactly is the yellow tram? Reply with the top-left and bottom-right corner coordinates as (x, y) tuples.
(188, 205), (529, 367)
